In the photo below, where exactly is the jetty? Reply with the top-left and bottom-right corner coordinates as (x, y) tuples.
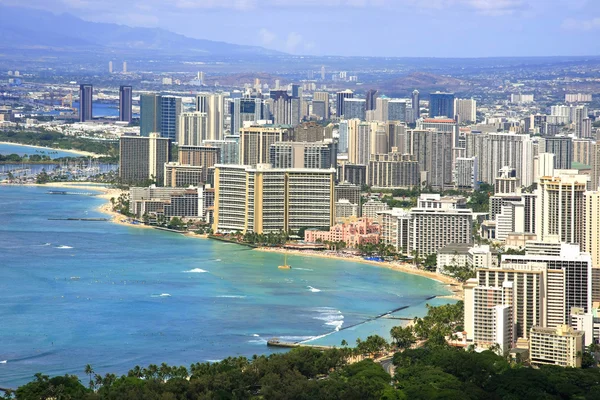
(46, 190), (97, 196)
(48, 218), (108, 221)
(267, 339), (333, 350)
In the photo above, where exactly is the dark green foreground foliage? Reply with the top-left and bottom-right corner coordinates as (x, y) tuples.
(10, 343), (600, 400)
(9, 349), (397, 400)
(393, 345), (600, 400)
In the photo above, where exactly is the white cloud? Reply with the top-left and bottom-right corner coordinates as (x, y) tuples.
(259, 28), (276, 46)
(465, 0), (525, 15)
(561, 17), (600, 31)
(285, 32), (303, 53)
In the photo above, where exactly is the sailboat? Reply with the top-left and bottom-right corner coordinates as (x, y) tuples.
(278, 253), (291, 270)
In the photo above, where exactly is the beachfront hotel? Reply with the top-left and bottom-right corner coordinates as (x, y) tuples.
(212, 164), (335, 234)
(304, 217), (380, 248)
(119, 133), (170, 186)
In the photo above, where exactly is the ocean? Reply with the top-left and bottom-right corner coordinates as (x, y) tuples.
(0, 143), (85, 159)
(0, 184), (454, 389)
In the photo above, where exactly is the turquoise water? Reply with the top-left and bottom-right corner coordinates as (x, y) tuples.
(0, 185), (452, 388)
(0, 143), (84, 159)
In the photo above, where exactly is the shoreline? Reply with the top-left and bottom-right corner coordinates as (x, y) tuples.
(6, 181), (464, 299)
(255, 247), (463, 299)
(0, 141), (105, 158)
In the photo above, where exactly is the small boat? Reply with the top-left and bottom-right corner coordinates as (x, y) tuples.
(278, 253), (291, 270)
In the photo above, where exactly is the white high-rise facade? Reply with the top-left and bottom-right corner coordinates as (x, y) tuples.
(178, 112), (208, 146)
(453, 98), (477, 123)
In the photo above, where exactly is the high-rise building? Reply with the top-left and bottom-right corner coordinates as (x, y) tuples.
(196, 93), (228, 140)
(412, 90), (420, 120)
(465, 132), (534, 187)
(453, 98), (477, 123)
(529, 325), (584, 368)
(407, 129), (454, 190)
(122, 61), (127, 74)
(240, 125), (291, 166)
(583, 190), (600, 268)
(119, 133), (170, 185)
(78, 84), (93, 122)
(338, 120), (349, 153)
(429, 92), (455, 119)
(465, 281), (515, 353)
(290, 84), (300, 98)
(119, 85), (132, 123)
(566, 93), (593, 103)
(366, 89), (378, 111)
(572, 139), (594, 167)
(108, 61), (113, 74)
(503, 243), (592, 328)
(336, 90), (354, 117)
(178, 145), (220, 183)
(387, 99), (407, 122)
(270, 90), (300, 126)
(343, 98), (366, 120)
(213, 164), (335, 234)
(313, 92), (330, 119)
(510, 94), (534, 104)
(164, 163), (204, 187)
(539, 136), (573, 170)
(337, 163), (367, 186)
(160, 96), (182, 141)
(368, 152), (419, 188)
(270, 141), (337, 169)
(231, 96), (262, 135)
(409, 195), (473, 256)
(536, 171), (588, 244)
(454, 157), (479, 190)
(203, 139), (240, 165)
(178, 112), (208, 146)
(140, 93), (161, 137)
(373, 96), (389, 122)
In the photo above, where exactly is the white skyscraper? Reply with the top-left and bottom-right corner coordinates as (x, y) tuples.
(453, 98), (477, 123)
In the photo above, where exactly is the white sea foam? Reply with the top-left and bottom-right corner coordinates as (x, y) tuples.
(312, 307), (344, 332)
(253, 334), (260, 337)
(0, 360), (6, 364)
(206, 359), (222, 363)
(214, 259), (222, 262)
(307, 286), (321, 293)
(279, 335), (314, 342)
(217, 295), (246, 298)
(184, 268), (207, 273)
(55, 245), (73, 249)
(294, 268), (313, 271)
(151, 293), (172, 298)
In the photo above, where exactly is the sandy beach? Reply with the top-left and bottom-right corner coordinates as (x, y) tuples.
(255, 247), (464, 299)
(0, 141), (105, 158)
(6, 180), (464, 297)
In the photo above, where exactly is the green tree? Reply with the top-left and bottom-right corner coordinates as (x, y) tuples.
(390, 325), (416, 351)
(84, 364), (95, 390)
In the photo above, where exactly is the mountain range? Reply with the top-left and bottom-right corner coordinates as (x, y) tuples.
(0, 5), (282, 56)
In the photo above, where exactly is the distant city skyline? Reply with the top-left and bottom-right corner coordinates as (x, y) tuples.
(1, 0), (599, 57)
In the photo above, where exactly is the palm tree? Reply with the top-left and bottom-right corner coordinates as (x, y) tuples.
(84, 364), (94, 390)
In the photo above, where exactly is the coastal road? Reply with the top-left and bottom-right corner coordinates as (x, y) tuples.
(379, 356), (395, 377)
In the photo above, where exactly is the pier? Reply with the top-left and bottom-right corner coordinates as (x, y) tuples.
(48, 218), (108, 221)
(267, 339), (333, 350)
(47, 190), (97, 196)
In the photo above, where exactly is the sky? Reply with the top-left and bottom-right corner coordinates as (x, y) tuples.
(1, 0), (599, 57)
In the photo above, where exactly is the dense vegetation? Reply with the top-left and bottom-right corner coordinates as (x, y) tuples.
(0, 130), (119, 161)
(9, 301), (600, 399)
